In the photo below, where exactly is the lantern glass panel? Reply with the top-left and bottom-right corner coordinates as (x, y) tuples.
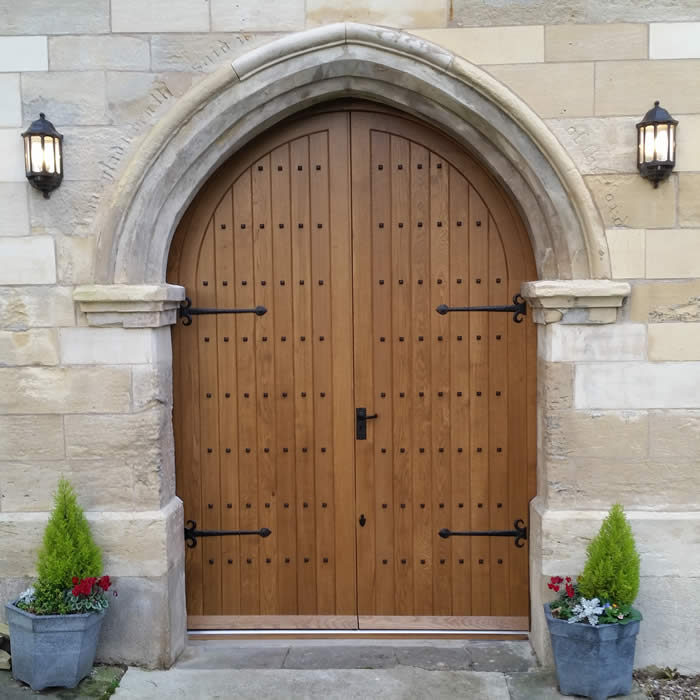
(44, 138), (56, 174)
(30, 135), (44, 173)
(23, 136), (31, 175)
(655, 124), (669, 162)
(643, 125), (655, 163)
(55, 138), (62, 175)
(669, 124), (675, 162)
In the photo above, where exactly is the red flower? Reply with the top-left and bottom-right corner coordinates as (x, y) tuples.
(72, 576), (79, 585)
(552, 585), (560, 592)
(566, 583), (575, 598)
(551, 576), (564, 584)
(97, 575), (111, 592)
(565, 577), (571, 583)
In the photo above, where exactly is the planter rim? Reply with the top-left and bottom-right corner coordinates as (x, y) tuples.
(544, 601), (641, 627)
(6, 600), (105, 621)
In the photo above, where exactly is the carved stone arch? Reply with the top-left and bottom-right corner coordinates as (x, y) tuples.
(91, 23), (611, 290)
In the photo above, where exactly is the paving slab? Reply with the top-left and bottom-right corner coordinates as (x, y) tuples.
(283, 645), (398, 669)
(469, 641), (538, 673)
(114, 667), (511, 699)
(0, 665), (125, 699)
(175, 644), (288, 670)
(506, 669), (648, 700)
(395, 645), (471, 670)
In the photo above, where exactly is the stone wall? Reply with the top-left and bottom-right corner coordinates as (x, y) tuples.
(1, 0), (699, 672)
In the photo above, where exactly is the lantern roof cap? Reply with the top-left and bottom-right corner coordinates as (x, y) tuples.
(21, 113), (63, 139)
(637, 101), (678, 127)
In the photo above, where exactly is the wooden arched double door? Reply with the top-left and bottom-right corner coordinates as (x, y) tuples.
(168, 104), (537, 632)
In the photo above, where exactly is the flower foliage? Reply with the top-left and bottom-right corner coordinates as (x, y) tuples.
(15, 478), (114, 615)
(64, 576), (113, 613)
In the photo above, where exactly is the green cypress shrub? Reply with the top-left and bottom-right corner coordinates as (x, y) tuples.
(32, 478), (102, 614)
(578, 503), (640, 606)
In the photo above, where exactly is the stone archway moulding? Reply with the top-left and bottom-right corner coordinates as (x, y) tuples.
(76, 23), (630, 326)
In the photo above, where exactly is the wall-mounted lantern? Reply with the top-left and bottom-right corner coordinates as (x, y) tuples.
(636, 101), (677, 188)
(22, 113), (63, 198)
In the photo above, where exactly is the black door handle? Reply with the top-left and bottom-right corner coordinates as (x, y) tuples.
(359, 514), (366, 527)
(356, 408), (378, 440)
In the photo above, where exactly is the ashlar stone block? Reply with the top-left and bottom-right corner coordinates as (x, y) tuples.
(305, 0), (444, 29)
(0, 329), (59, 366)
(0, 286), (75, 330)
(59, 327), (171, 365)
(0, 0), (109, 35)
(648, 323), (700, 361)
(545, 23), (647, 62)
(547, 322), (647, 362)
(630, 280), (700, 323)
(675, 117), (700, 173)
(111, 0), (210, 32)
(0, 36), (47, 72)
(0, 415), (64, 460)
(0, 74), (21, 127)
(649, 410), (700, 460)
(30, 180), (103, 237)
(0, 129), (26, 181)
(0, 367), (131, 414)
(585, 175), (676, 229)
(679, 173), (700, 227)
(0, 237), (56, 285)
(596, 60), (700, 116)
(413, 26), (544, 65)
(49, 35), (150, 71)
(0, 183), (30, 236)
(575, 361), (700, 409)
(214, 0), (304, 31)
(650, 22), (700, 59)
(22, 72), (107, 126)
(646, 229), (700, 279)
(487, 63), (594, 118)
(56, 235), (95, 285)
(606, 229), (645, 279)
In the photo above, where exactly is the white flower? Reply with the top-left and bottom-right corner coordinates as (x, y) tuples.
(18, 586), (35, 603)
(568, 597), (605, 626)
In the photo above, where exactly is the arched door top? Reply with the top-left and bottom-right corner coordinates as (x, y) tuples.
(93, 22), (609, 287)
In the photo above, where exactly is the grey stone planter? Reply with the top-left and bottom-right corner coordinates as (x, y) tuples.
(5, 601), (105, 691)
(545, 604), (640, 700)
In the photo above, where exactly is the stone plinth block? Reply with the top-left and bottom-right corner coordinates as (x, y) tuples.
(59, 327), (171, 365)
(74, 285), (185, 328)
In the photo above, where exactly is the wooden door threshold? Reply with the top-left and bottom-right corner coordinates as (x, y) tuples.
(189, 629), (528, 641)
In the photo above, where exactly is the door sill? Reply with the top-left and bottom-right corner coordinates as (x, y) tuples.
(188, 629), (529, 641)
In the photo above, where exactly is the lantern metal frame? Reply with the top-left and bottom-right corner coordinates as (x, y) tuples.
(636, 101), (678, 188)
(21, 113), (64, 199)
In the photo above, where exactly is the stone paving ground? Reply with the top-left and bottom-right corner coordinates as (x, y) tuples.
(0, 641), (649, 699)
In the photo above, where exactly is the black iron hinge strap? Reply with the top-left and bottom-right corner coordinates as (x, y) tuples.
(184, 520), (271, 548)
(179, 297), (267, 326)
(438, 519), (527, 548)
(436, 294), (526, 323)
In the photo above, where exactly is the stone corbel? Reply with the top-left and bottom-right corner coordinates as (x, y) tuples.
(73, 284), (185, 328)
(521, 280), (631, 325)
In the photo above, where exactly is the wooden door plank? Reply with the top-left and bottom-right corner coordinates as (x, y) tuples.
(391, 135), (413, 616)
(468, 187), (490, 616)
(213, 189), (242, 615)
(270, 145), (298, 615)
(309, 129), (336, 614)
(359, 615), (528, 631)
(409, 143), (433, 617)
(252, 154), (278, 615)
(197, 220), (223, 615)
(448, 169), (471, 617)
(189, 615), (358, 630)
(429, 151), (451, 616)
(290, 135), (317, 614)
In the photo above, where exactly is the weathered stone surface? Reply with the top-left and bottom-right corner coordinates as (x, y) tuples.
(0, 183), (29, 237)
(679, 173), (700, 227)
(0, 460), (68, 512)
(649, 323), (700, 360)
(606, 228), (645, 279)
(0, 286), (75, 330)
(586, 175), (676, 228)
(0, 237), (56, 285)
(675, 118), (700, 173)
(0, 415), (63, 459)
(49, 35), (150, 71)
(284, 645), (398, 669)
(0, 36), (47, 72)
(543, 410), (648, 459)
(547, 322), (647, 362)
(487, 63), (594, 118)
(650, 410), (700, 460)
(111, 0), (210, 32)
(413, 26), (544, 64)
(0, 329), (59, 366)
(546, 117), (637, 175)
(0, 128), (25, 181)
(538, 360), (574, 410)
(575, 361), (700, 409)
(307, 0), (445, 29)
(214, 0), (305, 31)
(22, 71), (107, 126)
(0, 74), (21, 127)
(647, 229), (700, 279)
(56, 235), (95, 285)
(469, 641), (537, 672)
(0, 0), (109, 34)
(30, 179), (104, 237)
(59, 327), (171, 365)
(630, 281), (700, 323)
(132, 363), (173, 412)
(150, 33), (280, 73)
(176, 644), (289, 669)
(106, 72), (198, 126)
(545, 23), (647, 61)
(596, 60), (700, 116)
(395, 646), (471, 671)
(59, 127), (123, 182)
(0, 367), (131, 414)
(450, 1), (700, 27)
(650, 21), (700, 59)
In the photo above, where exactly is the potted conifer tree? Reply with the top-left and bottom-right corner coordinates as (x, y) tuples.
(5, 478), (114, 691)
(544, 504), (642, 700)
